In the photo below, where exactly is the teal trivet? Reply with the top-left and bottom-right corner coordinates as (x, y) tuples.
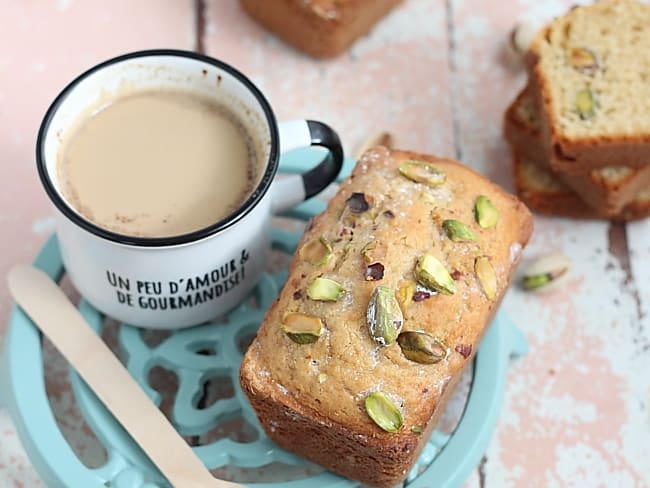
(1, 149), (527, 487)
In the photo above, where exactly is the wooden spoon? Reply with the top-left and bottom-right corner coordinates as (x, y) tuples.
(7, 264), (243, 488)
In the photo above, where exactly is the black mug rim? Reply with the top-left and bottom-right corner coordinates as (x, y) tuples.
(36, 49), (280, 248)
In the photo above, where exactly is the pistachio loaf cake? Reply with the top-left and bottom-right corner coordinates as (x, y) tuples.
(240, 148), (533, 487)
(239, 0), (403, 58)
(504, 86), (650, 215)
(528, 0), (650, 171)
(513, 152), (650, 221)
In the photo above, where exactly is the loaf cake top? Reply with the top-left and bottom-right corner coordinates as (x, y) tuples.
(530, 0), (650, 141)
(242, 148), (532, 436)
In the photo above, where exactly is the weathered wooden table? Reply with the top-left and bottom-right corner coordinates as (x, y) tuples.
(1, 1), (648, 486)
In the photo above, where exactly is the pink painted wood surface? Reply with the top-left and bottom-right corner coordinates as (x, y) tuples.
(0, 1), (648, 487)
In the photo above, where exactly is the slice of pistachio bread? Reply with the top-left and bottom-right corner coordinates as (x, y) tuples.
(513, 152), (650, 221)
(505, 86), (650, 215)
(528, 0), (650, 171)
(240, 147), (532, 487)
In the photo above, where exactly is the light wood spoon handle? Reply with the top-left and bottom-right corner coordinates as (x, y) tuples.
(7, 264), (243, 488)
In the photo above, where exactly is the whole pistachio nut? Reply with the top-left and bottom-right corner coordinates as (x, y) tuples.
(576, 88), (596, 120)
(281, 312), (323, 344)
(397, 331), (448, 364)
(521, 252), (570, 292)
(415, 254), (456, 295)
(300, 236), (333, 266)
(475, 256), (497, 300)
(365, 392), (403, 433)
(474, 195), (499, 228)
(399, 160), (446, 187)
(366, 286), (403, 345)
(307, 277), (345, 301)
(442, 219), (477, 242)
(568, 47), (598, 75)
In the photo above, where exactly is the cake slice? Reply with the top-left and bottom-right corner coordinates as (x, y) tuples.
(513, 152), (650, 221)
(240, 147), (532, 487)
(528, 0), (650, 171)
(239, 0), (403, 58)
(504, 86), (650, 215)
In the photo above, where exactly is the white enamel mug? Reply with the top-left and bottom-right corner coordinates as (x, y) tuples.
(36, 49), (343, 329)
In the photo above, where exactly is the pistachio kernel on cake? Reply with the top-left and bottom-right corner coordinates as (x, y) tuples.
(575, 88), (597, 120)
(415, 254), (456, 295)
(366, 286), (403, 345)
(568, 47), (599, 75)
(398, 160), (446, 186)
(299, 236), (333, 266)
(365, 392), (403, 433)
(281, 313), (323, 344)
(307, 277), (344, 301)
(442, 219), (477, 242)
(396, 280), (417, 308)
(475, 195), (499, 228)
(419, 191), (438, 204)
(475, 256), (497, 300)
(397, 331), (448, 364)
(361, 241), (387, 264)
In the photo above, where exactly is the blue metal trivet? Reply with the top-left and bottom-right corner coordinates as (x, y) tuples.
(1, 150), (528, 488)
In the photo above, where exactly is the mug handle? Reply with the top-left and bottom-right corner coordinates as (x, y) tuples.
(271, 120), (344, 213)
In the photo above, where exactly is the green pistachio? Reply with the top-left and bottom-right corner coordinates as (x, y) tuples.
(307, 277), (344, 301)
(576, 88), (596, 120)
(568, 47), (598, 75)
(399, 160), (446, 187)
(415, 254), (456, 295)
(300, 236), (333, 266)
(419, 192), (438, 204)
(442, 219), (477, 242)
(475, 256), (497, 300)
(474, 195), (499, 229)
(397, 331), (448, 364)
(396, 280), (417, 309)
(365, 392), (403, 433)
(281, 312), (323, 344)
(366, 286), (403, 345)
(361, 241), (387, 264)
(521, 252), (571, 291)
(411, 425), (423, 435)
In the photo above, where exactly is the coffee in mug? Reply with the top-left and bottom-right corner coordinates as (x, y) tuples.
(37, 50), (343, 329)
(57, 89), (264, 238)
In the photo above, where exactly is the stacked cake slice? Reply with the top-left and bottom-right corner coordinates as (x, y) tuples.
(504, 0), (650, 220)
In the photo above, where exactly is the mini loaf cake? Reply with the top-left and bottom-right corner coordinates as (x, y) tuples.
(240, 148), (533, 487)
(528, 0), (650, 171)
(239, 0), (403, 58)
(513, 152), (650, 221)
(504, 86), (650, 215)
